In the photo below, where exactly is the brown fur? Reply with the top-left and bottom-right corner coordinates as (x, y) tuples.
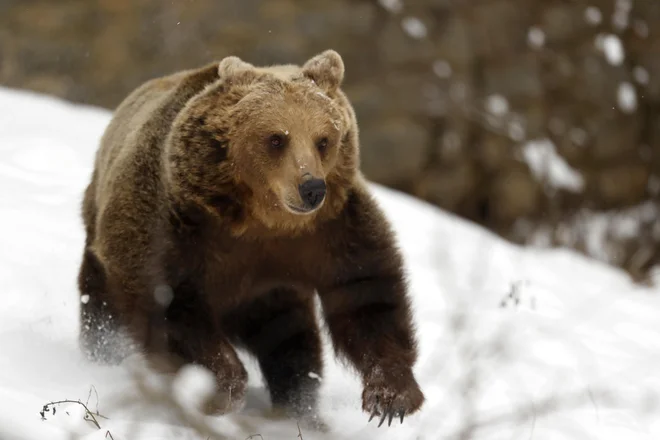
(78, 50), (424, 425)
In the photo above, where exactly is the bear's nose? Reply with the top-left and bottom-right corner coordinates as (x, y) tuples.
(298, 178), (326, 209)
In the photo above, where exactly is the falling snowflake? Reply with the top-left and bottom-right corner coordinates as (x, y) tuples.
(508, 120), (526, 142)
(485, 94), (509, 116)
(378, 0), (402, 13)
(596, 34), (624, 66)
(432, 60), (452, 79)
(612, 0), (632, 31)
(617, 82), (637, 114)
(401, 17), (427, 39)
(569, 128), (588, 146)
(633, 66), (650, 85)
(527, 27), (545, 49)
(584, 6), (602, 25)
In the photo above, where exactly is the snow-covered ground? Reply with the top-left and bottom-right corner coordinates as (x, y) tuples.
(1, 87), (660, 440)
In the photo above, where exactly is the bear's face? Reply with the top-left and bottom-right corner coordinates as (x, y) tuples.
(167, 51), (359, 235)
(228, 79), (344, 217)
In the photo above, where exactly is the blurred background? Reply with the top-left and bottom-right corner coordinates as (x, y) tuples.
(1, 0), (658, 282)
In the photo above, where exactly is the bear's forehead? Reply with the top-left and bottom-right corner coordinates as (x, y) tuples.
(240, 80), (338, 114)
(254, 75), (321, 98)
(229, 89), (343, 136)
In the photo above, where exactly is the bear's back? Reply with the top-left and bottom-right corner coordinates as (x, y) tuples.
(87, 64), (220, 269)
(92, 64), (220, 217)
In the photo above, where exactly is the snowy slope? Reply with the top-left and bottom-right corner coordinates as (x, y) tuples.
(1, 87), (660, 440)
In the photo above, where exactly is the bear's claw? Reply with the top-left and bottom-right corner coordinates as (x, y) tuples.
(362, 370), (424, 427)
(368, 408), (378, 422)
(366, 398), (407, 427)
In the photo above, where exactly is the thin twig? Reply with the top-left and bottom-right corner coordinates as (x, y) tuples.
(40, 399), (104, 430)
(86, 385), (101, 415)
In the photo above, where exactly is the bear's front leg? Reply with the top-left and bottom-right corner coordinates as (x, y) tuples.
(107, 274), (248, 415)
(159, 280), (249, 415)
(318, 188), (424, 426)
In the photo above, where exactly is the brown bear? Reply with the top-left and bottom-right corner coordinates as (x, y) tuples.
(77, 49), (424, 428)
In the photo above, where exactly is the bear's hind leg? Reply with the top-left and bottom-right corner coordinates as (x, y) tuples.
(225, 288), (323, 422)
(78, 249), (131, 364)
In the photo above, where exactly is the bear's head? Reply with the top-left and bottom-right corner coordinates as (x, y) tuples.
(166, 50), (360, 236)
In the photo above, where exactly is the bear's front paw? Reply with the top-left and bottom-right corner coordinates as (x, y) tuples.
(362, 369), (424, 427)
(201, 365), (248, 416)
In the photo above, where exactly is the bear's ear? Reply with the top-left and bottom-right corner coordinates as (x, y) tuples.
(302, 50), (345, 93)
(218, 56), (256, 84)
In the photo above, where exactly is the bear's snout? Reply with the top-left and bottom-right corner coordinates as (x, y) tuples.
(298, 178), (326, 209)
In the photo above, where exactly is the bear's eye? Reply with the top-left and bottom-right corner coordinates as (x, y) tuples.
(317, 137), (329, 153)
(269, 134), (285, 149)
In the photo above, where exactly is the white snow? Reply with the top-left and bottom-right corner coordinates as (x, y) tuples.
(522, 139), (585, 192)
(377, 0), (402, 14)
(172, 365), (218, 411)
(1, 87), (660, 440)
(633, 66), (650, 85)
(507, 119), (526, 142)
(612, 0), (632, 31)
(432, 60), (452, 79)
(569, 127), (588, 146)
(617, 82), (638, 114)
(485, 94), (509, 116)
(585, 6), (603, 25)
(597, 34), (625, 66)
(527, 201), (659, 267)
(401, 17), (427, 39)
(527, 26), (545, 49)
(616, 0), (633, 12)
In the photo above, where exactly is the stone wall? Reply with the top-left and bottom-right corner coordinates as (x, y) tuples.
(1, 0), (658, 280)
